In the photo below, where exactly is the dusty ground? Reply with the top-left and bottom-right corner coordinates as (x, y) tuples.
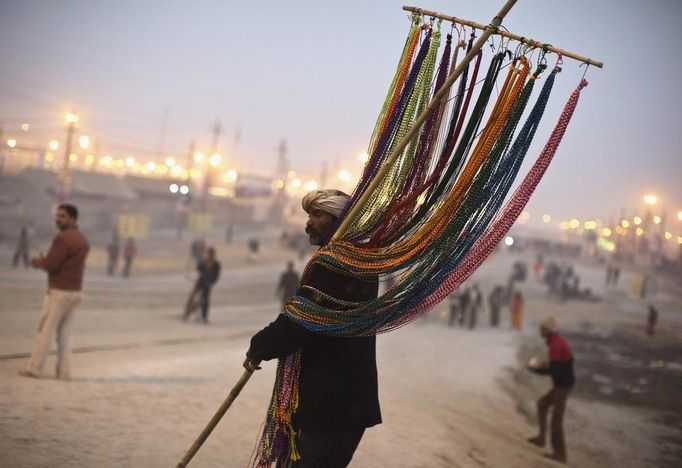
(0, 235), (680, 467)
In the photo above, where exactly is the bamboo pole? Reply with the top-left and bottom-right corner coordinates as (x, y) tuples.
(333, 0), (519, 241)
(176, 368), (255, 468)
(403, 6), (603, 68)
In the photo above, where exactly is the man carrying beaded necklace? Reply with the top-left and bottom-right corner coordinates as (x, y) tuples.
(245, 189), (381, 467)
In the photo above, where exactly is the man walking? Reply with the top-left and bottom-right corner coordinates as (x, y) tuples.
(183, 247), (221, 323)
(106, 232), (119, 275)
(527, 316), (575, 463)
(20, 204), (89, 380)
(245, 189), (381, 467)
(488, 285), (504, 327)
(647, 303), (658, 336)
(276, 261), (300, 310)
(468, 283), (483, 330)
(12, 226), (30, 268)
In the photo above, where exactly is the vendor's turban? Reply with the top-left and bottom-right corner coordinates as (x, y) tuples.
(302, 189), (350, 218)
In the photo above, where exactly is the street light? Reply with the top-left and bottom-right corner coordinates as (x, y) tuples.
(78, 135), (90, 149)
(65, 112), (79, 124)
(7, 139), (16, 148)
(643, 194), (657, 206)
(678, 211), (682, 222)
(225, 169), (237, 182)
(209, 153), (221, 167)
(338, 169), (352, 183)
(49, 140), (59, 151)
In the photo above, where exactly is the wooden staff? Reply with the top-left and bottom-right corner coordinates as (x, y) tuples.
(402, 6), (603, 68)
(333, 0), (519, 241)
(176, 365), (258, 467)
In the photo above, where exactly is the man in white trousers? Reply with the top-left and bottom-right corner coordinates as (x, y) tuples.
(19, 204), (90, 380)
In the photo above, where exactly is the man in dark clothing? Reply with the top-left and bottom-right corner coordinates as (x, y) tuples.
(488, 285), (504, 327)
(468, 283), (482, 330)
(647, 303), (658, 336)
(458, 287), (471, 327)
(183, 247), (221, 323)
(12, 226), (30, 268)
(527, 316), (575, 464)
(276, 261), (300, 309)
(447, 290), (461, 327)
(245, 189), (381, 468)
(106, 232), (119, 275)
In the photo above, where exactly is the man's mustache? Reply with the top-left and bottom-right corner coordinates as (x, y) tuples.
(305, 227), (317, 236)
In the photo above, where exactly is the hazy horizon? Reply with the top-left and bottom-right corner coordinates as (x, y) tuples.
(1, 0), (681, 227)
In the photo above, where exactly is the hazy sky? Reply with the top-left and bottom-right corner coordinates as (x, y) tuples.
(1, 0), (681, 225)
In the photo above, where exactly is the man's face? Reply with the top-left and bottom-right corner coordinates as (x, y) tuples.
(55, 209), (74, 231)
(305, 209), (335, 246)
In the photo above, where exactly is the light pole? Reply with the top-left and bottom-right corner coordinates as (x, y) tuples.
(58, 111), (79, 202)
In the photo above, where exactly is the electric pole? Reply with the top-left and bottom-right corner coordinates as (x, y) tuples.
(320, 161), (328, 189)
(270, 139), (289, 224)
(59, 111), (78, 202)
(157, 108), (169, 160)
(202, 120), (222, 210)
(0, 123), (4, 174)
(186, 140), (196, 175)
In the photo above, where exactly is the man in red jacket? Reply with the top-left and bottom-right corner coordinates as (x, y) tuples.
(20, 204), (90, 380)
(527, 316), (575, 463)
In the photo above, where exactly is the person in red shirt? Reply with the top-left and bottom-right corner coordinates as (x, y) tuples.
(527, 316), (575, 463)
(122, 238), (137, 277)
(19, 204), (90, 380)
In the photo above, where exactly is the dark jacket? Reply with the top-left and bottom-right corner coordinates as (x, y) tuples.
(196, 260), (220, 289)
(248, 263), (381, 431)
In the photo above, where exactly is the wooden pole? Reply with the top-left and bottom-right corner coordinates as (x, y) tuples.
(176, 368), (255, 468)
(402, 6), (604, 68)
(333, 0), (519, 241)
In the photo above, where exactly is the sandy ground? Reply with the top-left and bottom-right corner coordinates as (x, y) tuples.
(0, 236), (680, 467)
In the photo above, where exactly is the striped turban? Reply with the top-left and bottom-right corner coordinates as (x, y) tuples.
(302, 189), (350, 218)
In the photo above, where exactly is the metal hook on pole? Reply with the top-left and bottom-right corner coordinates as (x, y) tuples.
(579, 61), (590, 81)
